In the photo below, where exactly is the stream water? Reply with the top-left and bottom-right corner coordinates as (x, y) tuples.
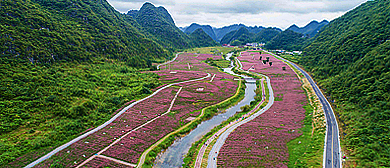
(154, 53), (257, 168)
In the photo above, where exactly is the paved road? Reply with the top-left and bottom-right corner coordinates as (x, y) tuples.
(207, 58), (275, 168)
(25, 56), (209, 168)
(266, 51), (341, 168)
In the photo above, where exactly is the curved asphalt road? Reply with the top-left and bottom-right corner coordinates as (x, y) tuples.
(207, 57), (275, 168)
(266, 50), (341, 168)
(25, 54), (210, 168)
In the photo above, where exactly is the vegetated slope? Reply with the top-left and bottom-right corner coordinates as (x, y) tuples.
(287, 20), (329, 38)
(265, 30), (307, 51)
(220, 27), (251, 45)
(184, 23), (217, 41)
(301, 0), (390, 166)
(252, 27), (282, 43)
(128, 2), (194, 50)
(189, 28), (218, 47)
(0, 0), (168, 68)
(220, 27), (281, 45)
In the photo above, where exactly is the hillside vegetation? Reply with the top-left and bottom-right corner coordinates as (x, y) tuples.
(265, 30), (307, 51)
(189, 28), (218, 47)
(301, 0), (390, 166)
(184, 23), (217, 41)
(0, 0), (169, 68)
(0, 57), (161, 166)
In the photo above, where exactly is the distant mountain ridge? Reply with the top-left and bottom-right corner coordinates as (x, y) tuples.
(181, 23), (281, 42)
(287, 20), (329, 38)
(219, 26), (282, 45)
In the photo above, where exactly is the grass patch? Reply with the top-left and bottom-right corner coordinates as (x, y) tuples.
(205, 59), (231, 69)
(287, 103), (324, 167)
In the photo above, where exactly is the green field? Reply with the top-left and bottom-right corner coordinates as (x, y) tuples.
(0, 58), (160, 166)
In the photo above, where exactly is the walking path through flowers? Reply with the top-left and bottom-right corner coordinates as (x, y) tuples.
(156, 53), (180, 70)
(195, 77), (266, 168)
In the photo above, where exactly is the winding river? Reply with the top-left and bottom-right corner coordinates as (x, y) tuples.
(154, 53), (257, 168)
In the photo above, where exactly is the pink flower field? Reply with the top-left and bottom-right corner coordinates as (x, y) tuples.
(217, 51), (307, 167)
(34, 52), (238, 167)
(36, 87), (179, 167)
(82, 156), (129, 168)
(154, 70), (208, 84)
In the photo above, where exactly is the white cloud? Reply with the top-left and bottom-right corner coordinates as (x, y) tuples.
(106, 0), (367, 29)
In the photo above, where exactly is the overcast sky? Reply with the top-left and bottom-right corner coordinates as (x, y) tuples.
(106, 0), (367, 29)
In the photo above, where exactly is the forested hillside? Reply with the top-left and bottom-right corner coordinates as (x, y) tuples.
(252, 27), (282, 43)
(0, 0), (169, 68)
(265, 30), (307, 51)
(190, 28), (218, 47)
(301, 0), (390, 166)
(220, 27), (251, 45)
(184, 23), (217, 41)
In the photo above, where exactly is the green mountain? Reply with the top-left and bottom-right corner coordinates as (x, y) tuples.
(1, 0), (169, 68)
(287, 20), (329, 38)
(127, 2), (194, 50)
(184, 23), (217, 41)
(301, 0), (390, 166)
(264, 30), (307, 50)
(189, 28), (218, 47)
(252, 27), (282, 43)
(220, 27), (251, 45)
